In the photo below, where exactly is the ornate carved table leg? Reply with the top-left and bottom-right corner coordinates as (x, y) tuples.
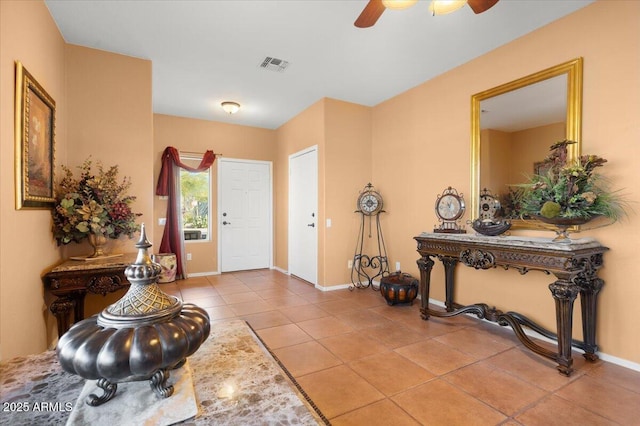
(50, 297), (75, 337)
(579, 278), (603, 361)
(72, 292), (86, 323)
(575, 254), (605, 361)
(549, 279), (580, 376)
(441, 256), (458, 312)
(417, 255), (435, 320)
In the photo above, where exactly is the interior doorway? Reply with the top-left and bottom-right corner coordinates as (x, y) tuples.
(288, 146), (318, 285)
(218, 158), (272, 272)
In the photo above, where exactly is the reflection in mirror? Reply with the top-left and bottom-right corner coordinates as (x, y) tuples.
(471, 58), (583, 228)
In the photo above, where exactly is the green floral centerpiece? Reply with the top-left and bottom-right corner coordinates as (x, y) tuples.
(514, 140), (626, 239)
(52, 158), (141, 254)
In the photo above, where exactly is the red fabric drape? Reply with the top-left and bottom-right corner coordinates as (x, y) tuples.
(156, 147), (216, 278)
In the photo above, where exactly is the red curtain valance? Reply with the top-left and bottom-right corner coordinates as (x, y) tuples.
(156, 147), (216, 196)
(156, 147), (216, 278)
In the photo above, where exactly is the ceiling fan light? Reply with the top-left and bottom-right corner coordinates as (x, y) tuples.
(429, 0), (467, 15)
(382, 0), (419, 11)
(221, 101), (240, 114)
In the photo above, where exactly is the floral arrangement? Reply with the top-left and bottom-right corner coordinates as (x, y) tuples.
(514, 140), (626, 222)
(52, 158), (141, 245)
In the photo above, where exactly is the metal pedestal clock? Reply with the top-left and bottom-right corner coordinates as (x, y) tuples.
(434, 186), (467, 234)
(350, 183), (389, 290)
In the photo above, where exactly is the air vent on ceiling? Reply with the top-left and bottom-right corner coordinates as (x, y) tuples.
(259, 56), (289, 73)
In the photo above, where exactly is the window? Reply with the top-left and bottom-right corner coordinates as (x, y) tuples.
(180, 160), (210, 241)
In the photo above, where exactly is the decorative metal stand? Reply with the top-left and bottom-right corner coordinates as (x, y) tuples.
(350, 184), (389, 290)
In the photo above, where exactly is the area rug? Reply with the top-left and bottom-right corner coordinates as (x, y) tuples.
(0, 319), (329, 425)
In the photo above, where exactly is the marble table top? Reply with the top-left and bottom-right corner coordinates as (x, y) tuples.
(415, 231), (605, 252)
(0, 320), (326, 425)
(47, 253), (138, 273)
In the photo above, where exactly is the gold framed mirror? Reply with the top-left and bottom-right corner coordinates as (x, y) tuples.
(470, 57), (583, 229)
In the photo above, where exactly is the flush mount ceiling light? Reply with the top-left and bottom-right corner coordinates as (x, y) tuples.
(221, 101), (240, 114)
(429, 0), (467, 15)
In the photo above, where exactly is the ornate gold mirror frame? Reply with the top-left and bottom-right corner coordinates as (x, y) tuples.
(470, 57), (583, 229)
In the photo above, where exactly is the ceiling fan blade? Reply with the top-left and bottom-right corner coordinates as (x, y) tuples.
(354, 0), (386, 28)
(467, 0), (499, 14)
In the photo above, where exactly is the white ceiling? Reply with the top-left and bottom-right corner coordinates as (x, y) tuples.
(44, 0), (594, 130)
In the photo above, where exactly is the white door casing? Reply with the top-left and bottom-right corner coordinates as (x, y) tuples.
(218, 158), (272, 272)
(288, 146), (318, 285)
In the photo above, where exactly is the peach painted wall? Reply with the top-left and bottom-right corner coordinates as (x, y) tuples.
(480, 129), (512, 195)
(64, 45), (154, 257)
(274, 98), (372, 288)
(274, 100), (325, 277)
(0, 0), (67, 360)
(481, 122), (564, 197)
(510, 122), (565, 181)
(153, 114), (277, 274)
(63, 45), (154, 319)
(372, 1), (640, 363)
(323, 99), (372, 287)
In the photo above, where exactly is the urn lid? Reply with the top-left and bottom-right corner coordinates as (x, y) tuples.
(97, 224), (182, 328)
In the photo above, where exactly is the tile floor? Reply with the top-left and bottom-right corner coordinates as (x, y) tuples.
(162, 269), (640, 425)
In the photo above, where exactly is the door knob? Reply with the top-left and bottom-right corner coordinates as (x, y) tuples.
(307, 223), (315, 227)
(223, 221), (231, 225)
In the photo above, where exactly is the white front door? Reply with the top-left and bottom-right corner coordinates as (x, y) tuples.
(219, 159), (272, 272)
(288, 147), (318, 285)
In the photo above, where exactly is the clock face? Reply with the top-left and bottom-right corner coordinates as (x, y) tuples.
(479, 194), (500, 220)
(437, 194), (463, 220)
(358, 191), (382, 215)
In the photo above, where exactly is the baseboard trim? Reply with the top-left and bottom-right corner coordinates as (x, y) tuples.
(271, 266), (288, 275)
(315, 280), (381, 292)
(186, 271), (220, 277)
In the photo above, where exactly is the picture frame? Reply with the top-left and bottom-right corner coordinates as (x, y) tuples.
(15, 61), (56, 209)
(534, 160), (552, 177)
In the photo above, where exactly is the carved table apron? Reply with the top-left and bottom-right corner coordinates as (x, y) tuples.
(42, 254), (137, 337)
(414, 233), (608, 376)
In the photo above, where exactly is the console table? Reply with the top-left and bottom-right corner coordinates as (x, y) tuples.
(414, 232), (608, 376)
(42, 254), (137, 337)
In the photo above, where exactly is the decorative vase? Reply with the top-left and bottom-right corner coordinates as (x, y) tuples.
(533, 215), (594, 243)
(87, 232), (108, 258)
(57, 224), (210, 406)
(380, 271), (419, 306)
(153, 253), (177, 283)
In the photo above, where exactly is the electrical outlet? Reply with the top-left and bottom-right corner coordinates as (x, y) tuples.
(187, 253), (192, 261)
(396, 261), (401, 271)
(158, 217), (166, 226)
(347, 259), (353, 269)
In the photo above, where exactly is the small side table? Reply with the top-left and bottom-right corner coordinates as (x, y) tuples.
(42, 253), (136, 337)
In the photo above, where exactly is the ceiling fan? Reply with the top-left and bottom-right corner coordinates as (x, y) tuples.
(354, 0), (499, 28)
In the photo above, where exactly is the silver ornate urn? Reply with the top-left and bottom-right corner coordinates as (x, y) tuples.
(57, 224), (210, 406)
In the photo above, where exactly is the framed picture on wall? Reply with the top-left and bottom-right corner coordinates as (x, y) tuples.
(15, 61), (56, 209)
(534, 160), (552, 177)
